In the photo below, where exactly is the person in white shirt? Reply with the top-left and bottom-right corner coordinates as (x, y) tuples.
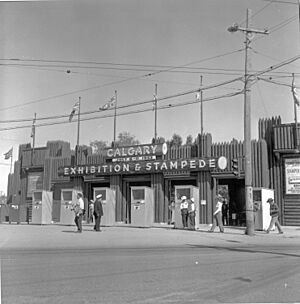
(72, 192), (85, 233)
(209, 194), (224, 233)
(188, 198), (196, 230)
(180, 196), (189, 229)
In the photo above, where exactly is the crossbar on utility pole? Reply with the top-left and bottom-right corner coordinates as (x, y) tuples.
(228, 9), (269, 236)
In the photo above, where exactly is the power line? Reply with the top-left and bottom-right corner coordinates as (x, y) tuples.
(0, 76), (243, 124)
(0, 90), (244, 132)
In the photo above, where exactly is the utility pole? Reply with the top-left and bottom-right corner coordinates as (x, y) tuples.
(76, 97), (81, 166)
(228, 9), (269, 236)
(113, 90), (117, 145)
(154, 84), (158, 142)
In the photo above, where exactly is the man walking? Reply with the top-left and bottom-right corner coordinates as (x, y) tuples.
(266, 197), (283, 234)
(209, 194), (224, 233)
(93, 194), (104, 232)
(72, 192), (84, 233)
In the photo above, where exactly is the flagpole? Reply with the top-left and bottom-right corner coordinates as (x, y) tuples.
(113, 90), (117, 146)
(31, 113), (36, 166)
(10, 148), (13, 174)
(293, 73), (298, 148)
(76, 97), (81, 165)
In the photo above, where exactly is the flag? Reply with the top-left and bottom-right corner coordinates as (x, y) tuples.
(30, 115), (36, 138)
(69, 101), (80, 122)
(152, 95), (157, 111)
(4, 147), (13, 160)
(292, 80), (300, 106)
(99, 96), (116, 111)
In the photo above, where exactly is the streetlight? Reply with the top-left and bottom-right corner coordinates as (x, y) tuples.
(228, 9), (268, 236)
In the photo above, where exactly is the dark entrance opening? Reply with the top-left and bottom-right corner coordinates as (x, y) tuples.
(218, 178), (245, 226)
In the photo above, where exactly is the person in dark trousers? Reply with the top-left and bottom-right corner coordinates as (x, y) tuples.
(222, 198), (229, 226)
(72, 192), (84, 233)
(180, 196), (189, 229)
(266, 197), (283, 234)
(93, 194), (104, 232)
(209, 194), (224, 233)
(188, 198), (196, 230)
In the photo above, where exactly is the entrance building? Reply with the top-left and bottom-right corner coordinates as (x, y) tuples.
(4, 117), (300, 227)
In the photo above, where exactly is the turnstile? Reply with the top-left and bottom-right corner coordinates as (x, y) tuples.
(60, 189), (80, 225)
(253, 188), (273, 230)
(93, 187), (115, 226)
(130, 186), (154, 227)
(31, 190), (53, 224)
(174, 185), (199, 229)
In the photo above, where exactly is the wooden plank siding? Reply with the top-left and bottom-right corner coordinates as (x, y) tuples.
(259, 117), (300, 226)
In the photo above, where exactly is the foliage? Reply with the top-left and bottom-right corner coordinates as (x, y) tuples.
(169, 133), (183, 147)
(115, 131), (140, 147)
(90, 140), (109, 153)
(186, 135), (193, 145)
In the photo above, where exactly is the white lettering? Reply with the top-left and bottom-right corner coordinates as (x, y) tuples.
(114, 164), (121, 172)
(64, 168), (70, 175)
(181, 160), (188, 168)
(128, 147), (135, 156)
(107, 149), (113, 157)
(77, 167), (84, 174)
(123, 164), (130, 172)
(70, 167), (76, 175)
(190, 160), (196, 169)
(146, 163), (152, 170)
(199, 160), (206, 168)
(103, 165), (108, 173)
(151, 145), (157, 154)
(160, 162), (168, 170)
(170, 161), (178, 169)
(90, 166), (96, 174)
(135, 163), (141, 171)
(209, 159), (216, 168)
(153, 162), (160, 170)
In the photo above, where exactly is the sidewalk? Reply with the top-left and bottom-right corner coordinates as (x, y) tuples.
(0, 222), (299, 251)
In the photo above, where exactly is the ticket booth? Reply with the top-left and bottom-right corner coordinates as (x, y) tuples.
(93, 187), (115, 226)
(253, 187), (273, 230)
(31, 190), (53, 224)
(174, 185), (199, 229)
(130, 186), (154, 227)
(60, 189), (79, 225)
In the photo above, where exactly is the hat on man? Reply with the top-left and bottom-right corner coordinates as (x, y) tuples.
(96, 194), (102, 199)
(267, 198), (274, 203)
(190, 197), (195, 202)
(216, 194), (223, 200)
(181, 196), (187, 200)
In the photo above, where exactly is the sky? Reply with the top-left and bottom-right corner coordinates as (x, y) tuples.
(0, 0), (299, 194)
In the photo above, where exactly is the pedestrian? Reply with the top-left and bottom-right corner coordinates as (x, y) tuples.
(169, 200), (175, 226)
(188, 197), (196, 230)
(72, 192), (84, 233)
(93, 194), (104, 232)
(209, 194), (224, 233)
(180, 196), (189, 229)
(265, 198), (283, 234)
(89, 200), (94, 223)
(222, 198), (229, 226)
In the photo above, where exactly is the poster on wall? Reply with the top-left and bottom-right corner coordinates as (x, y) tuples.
(285, 158), (300, 195)
(27, 172), (43, 197)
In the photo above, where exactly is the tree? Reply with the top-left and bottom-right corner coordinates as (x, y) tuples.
(186, 135), (193, 145)
(169, 133), (182, 147)
(115, 131), (140, 147)
(90, 140), (108, 153)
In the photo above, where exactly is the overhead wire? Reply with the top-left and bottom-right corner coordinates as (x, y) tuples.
(0, 76), (243, 124)
(0, 90), (244, 132)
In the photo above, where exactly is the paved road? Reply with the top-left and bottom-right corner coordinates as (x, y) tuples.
(1, 224), (300, 304)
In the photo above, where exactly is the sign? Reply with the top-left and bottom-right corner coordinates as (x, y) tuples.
(61, 157), (227, 177)
(285, 158), (300, 195)
(105, 143), (167, 162)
